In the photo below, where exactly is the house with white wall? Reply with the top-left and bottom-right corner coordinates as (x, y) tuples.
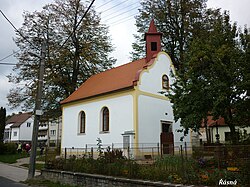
(4, 112), (62, 146)
(47, 116), (62, 147)
(60, 20), (190, 158)
(4, 112), (33, 143)
(199, 116), (250, 144)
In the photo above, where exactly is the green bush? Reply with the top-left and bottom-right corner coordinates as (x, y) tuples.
(0, 142), (6, 154)
(0, 143), (17, 154)
(46, 149), (249, 186)
(6, 143), (17, 154)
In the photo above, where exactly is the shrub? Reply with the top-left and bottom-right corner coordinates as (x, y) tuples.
(0, 142), (6, 154)
(5, 143), (17, 154)
(0, 143), (17, 154)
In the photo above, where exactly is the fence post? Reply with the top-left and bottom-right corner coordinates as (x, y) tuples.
(64, 147), (67, 160)
(85, 144), (87, 156)
(180, 145), (185, 173)
(185, 142), (187, 159)
(157, 143), (160, 157)
(91, 147), (93, 158)
(45, 146), (48, 168)
(127, 146), (130, 159)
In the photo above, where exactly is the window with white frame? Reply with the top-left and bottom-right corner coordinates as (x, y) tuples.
(50, 130), (56, 136)
(13, 131), (17, 137)
(27, 122), (31, 127)
(101, 107), (109, 132)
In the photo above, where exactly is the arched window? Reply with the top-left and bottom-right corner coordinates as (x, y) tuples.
(162, 74), (169, 90)
(101, 107), (109, 132)
(79, 111), (86, 133)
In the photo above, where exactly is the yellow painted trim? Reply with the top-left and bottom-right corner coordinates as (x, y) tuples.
(133, 87), (139, 145)
(60, 108), (64, 155)
(62, 89), (135, 109)
(137, 52), (177, 86)
(137, 90), (170, 100)
(158, 51), (177, 76)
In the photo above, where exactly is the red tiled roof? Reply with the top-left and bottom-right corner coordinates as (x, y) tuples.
(203, 116), (226, 127)
(61, 58), (149, 105)
(6, 112), (32, 128)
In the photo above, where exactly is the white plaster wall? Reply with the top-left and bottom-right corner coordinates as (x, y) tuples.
(19, 117), (33, 141)
(199, 126), (250, 143)
(137, 52), (190, 146)
(62, 94), (134, 148)
(211, 126), (250, 143)
(138, 95), (171, 144)
(4, 124), (13, 142)
(11, 128), (19, 142)
(137, 95), (189, 146)
(138, 53), (175, 95)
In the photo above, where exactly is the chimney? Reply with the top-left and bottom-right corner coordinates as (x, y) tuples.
(144, 20), (162, 62)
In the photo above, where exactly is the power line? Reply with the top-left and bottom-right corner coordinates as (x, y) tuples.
(99, 0), (130, 14)
(102, 5), (140, 23)
(0, 10), (40, 51)
(101, 1), (139, 18)
(95, 0), (140, 27)
(95, 0), (116, 9)
(0, 50), (20, 62)
(58, 0), (96, 50)
(109, 12), (138, 25)
(0, 62), (17, 65)
(111, 16), (136, 27)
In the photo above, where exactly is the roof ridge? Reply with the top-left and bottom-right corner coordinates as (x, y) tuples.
(82, 58), (146, 84)
(94, 58), (145, 75)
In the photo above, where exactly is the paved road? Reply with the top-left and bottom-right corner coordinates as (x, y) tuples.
(0, 176), (28, 187)
(0, 162), (40, 182)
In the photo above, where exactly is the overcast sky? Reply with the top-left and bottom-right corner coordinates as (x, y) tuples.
(0, 0), (249, 115)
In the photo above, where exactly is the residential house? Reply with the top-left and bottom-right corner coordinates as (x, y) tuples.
(4, 112), (33, 143)
(47, 116), (62, 147)
(4, 112), (62, 146)
(199, 116), (250, 144)
(60, 20), (191, 158)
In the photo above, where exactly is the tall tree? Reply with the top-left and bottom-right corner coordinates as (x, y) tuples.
(131, 0), (207, 71)
(7, 0), (116, 117)
(0, 107), (6, 142)
(170, 10), (250, 143)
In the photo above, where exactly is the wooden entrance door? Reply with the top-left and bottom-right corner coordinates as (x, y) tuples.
(160, 121), (174, 154)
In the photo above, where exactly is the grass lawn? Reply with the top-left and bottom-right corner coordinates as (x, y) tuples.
(0, 152), (29, 164)
(21, 163), (45, 170)
(24, 177), (75, 187)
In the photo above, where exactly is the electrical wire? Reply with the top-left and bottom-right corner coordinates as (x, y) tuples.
(99, 0), (130, 14)
(0, 62), (17, 65)
(95, 0), (140, 27)
(0, 50), (20, 62)
(58, 0), (96, 50)
(101, 1), (139, 18)
(108, 12), (138, 25)
(0, 10), (40, 51)
(102, 5), (140, 22)
(111, 15), (136, 26)
(95, 0), (116, 9)
(0, 0), (140, 64)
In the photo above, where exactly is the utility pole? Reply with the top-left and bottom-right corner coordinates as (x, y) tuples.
(28, 41), (46, 179)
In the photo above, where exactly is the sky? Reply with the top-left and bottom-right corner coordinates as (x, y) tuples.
(0, 0), (249, 115)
